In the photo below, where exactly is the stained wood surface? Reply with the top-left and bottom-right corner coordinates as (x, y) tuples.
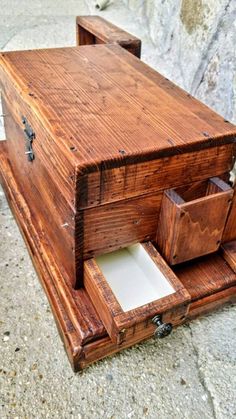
(222, 188), (236, 242)
(2, 44), (234, 284)
(1, 44), (235, 176)
(221, 240), (236, 273)
(0, 141), (105, 344)
(76, 16), (141, 57)
(2, 97), (79, 286)
(84, 242), (190, 344)
(83, 193), (161, 258)
(82, 144), (234, 208)
(174, 253), (236, 301)
(1, 140), (236, 370)
(157, 178), (233, 264)
(81, 284), (236, 370)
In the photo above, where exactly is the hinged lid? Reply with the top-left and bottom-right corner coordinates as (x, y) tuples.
(1, 44), (235, 175)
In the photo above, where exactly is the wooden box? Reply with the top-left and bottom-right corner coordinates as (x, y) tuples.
(1, 16), (236, 370)
(157, 177), (233, 264)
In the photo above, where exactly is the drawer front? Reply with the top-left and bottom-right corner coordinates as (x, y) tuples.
(84, 241), (190, 344)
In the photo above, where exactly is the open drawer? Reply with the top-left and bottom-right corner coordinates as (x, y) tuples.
(157, 177), (233, 265)
(84, 242), (190, 344)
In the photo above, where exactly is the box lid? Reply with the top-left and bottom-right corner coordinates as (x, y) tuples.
(1, 44), (235, 174)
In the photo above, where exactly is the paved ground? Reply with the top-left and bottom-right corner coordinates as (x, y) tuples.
(0, 1), (236, 418)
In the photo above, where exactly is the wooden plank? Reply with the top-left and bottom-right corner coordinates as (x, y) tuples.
(221, 240), (236, 273)
(83, 193), (162, 259)
(174, 253), (236, 301)
(83, 144), (234, 208)
(222, 188), (236, 242)
(81, 285), (236, 370)
(76, 16), (141, 57)
(157, 178), (233, 265)
(186, 286), (236, 321)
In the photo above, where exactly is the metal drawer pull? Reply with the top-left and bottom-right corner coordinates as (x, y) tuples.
(152, 315), (173, 339)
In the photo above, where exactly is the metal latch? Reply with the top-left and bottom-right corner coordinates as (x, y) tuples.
(22, 116), (35, 162)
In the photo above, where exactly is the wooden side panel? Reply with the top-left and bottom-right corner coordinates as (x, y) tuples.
(222, 188), (236, 242)
(157, 178), (233, 265)
(83, 193), (162, 259)
(83, 145), (235, 208)
(0, 141), (106, 345)
(84, 258), (121, 342)
(221, 240), (236, 273)
(0, 64), (75, 206)
(2, 97), (78, 287)
(76, 16), (141, 57)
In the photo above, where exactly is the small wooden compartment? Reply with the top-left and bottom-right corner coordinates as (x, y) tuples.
(157, 177), (233, 265)
(84, 241), (190, 344)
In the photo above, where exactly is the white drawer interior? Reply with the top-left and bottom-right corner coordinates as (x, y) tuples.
(95, 243), (175, 312)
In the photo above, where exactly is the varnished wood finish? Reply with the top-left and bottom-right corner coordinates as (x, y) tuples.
(1, 17), (236, 369)
(1, 140), (236, 370)
(84, 242), (190, 344)
(174, 252), (236, 301)
(221, 240), (236, 273)
(1, 45), (235, 286)
(83, 193), (161, 258)
(222, 187), (236, 242)
(1, 45), (235, 173)
(157, 178), (233, 265)
(83, 144), (234, 208)
(76, 16), (141, 57)
(0, 141), (105, 345)
(80, 284), (236, 370)
(2, 97), (77, 286)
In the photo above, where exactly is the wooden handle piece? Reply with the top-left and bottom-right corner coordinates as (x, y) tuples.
(76, 15), (141, 58)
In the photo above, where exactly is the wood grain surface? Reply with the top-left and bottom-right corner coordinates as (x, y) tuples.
(84, 242), (190, 344)
(221, 240), (236, 273)
(1, 28), (236, 369)
(222, 187), (236, 243)
(1, 45), (235, 175)
(76, 15), (141, 57)
(1, 140), (236, 369)
(157, 177), (233, 264)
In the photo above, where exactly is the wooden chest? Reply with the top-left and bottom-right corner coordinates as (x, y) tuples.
(1, 16), (236, 369)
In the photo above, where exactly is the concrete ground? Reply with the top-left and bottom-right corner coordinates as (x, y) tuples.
(0, 1), (236, 418)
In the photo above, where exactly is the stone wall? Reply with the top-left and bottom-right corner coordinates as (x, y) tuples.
(123, 0), (236, 123)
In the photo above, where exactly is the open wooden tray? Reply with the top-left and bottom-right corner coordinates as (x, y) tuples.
(157, 177), (233, 265)
(84, 242), (190, 344)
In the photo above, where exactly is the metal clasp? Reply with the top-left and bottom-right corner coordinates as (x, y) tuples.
(22, 116), (35, 162)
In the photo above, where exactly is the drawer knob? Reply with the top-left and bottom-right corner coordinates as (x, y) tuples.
(152, 315), (173, 339)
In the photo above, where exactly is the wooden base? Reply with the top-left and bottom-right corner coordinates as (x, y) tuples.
(1, 140), (236, 371)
